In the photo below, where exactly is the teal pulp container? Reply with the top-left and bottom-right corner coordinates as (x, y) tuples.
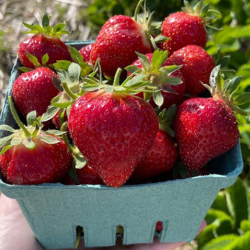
(0, 41), (244, 249)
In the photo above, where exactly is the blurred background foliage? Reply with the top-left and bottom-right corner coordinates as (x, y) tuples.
(0, 0), (250, 249)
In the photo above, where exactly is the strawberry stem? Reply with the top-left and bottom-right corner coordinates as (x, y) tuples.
(61, 121), (74, 153)
(62, 82), (78, 101)
(8, 96), (31, 137)
(134, 0), (144, 22)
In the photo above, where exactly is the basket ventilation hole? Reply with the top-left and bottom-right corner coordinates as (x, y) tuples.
(155, 221), (163, 238)
(116, 225), (124, 244)
(75, 226), (84, 248)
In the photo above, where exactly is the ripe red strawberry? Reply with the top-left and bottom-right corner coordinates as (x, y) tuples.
(159, 1), (219, 55)
(129, 125), (177, 184)
(0, 98), (72, 185)
(173, 66), (247, 170)
(79, 44), (93, 64)
(90, 10), (153, 76)
(169, 45), (215, 95)
(12, 67), (59, 127)
(126, 50), (186, 110)
(63, 165), (104, 185)
(18, 13), (71, 68)
(68, 69), (159, 187)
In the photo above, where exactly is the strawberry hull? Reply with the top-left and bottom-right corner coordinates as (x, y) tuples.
(0, 41), (243, 249)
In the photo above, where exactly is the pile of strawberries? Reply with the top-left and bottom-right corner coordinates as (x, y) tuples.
(0, 0), (248, 188)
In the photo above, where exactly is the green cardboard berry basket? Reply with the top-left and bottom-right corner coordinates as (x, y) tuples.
(0, 41), (244, 249)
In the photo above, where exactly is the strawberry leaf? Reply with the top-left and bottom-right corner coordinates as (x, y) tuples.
(41, 106), (60, 122)
(26, 52), (40, 68)
(23, 138), (36, 149)
(68, 63), (81, 85)
(160, 65), (182, 76)
(227, 76), (242, 94)
(161, 76), (183, 85)
(53, 60), (72, 71)
(0, 125), (15, 132)
(74, 154), (87, 169)
(39, 135), (60, 144)
(26, 111), (37, 126)
(53, 23), (66, 33)
(46, 130), (66, 136)
(104, 85), (114, 93)
(125, 65), (141, 74)
(69, 166), (80, 184)
(42, 53), (49, 66)
(42, 13), (50, 27)
(209, 65), (222, 91)
(153, 34), (168, 43)
(68, 46), (84, 64)
(52, 76), (63, 92)
(123, 74), (147, 87)
(234, 93), (250, 105)
(0, 145), (13, 155)
(51, 95), (73, 109)
(0, 135), (14, 148)
(136, 52), (151, 71)
(152, 50), (169, 70)
(113, 86), (126, 92)
(153, 91), (164, 107)
(11, 137), (23, 146)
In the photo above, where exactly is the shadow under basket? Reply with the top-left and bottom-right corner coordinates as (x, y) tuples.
(0, 40), (244, 249)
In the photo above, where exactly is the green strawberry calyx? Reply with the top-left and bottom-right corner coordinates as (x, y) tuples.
(203, 65), (250, 116)
(157, 105), (177, 137)
(41, 62), (85, 125)
(53, 45), (93, 78)
(182, 0), (222, 30)
(125, 49), (183, 107)
(23, 13), (70, 38)
(81, 64), (152, 97)
(0, 96), (65, 154)
(19, 53), (50, 72)
(134, 0), (168, 49)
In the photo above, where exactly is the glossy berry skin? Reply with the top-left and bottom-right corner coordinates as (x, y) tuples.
(68, 90), (159, 187)
(79, 44), (93, 63)
(90, 15), (152, 77)
(12, 67), (59, 124)
(169, 45), (215, 95)
(129, 129), (177, 184)
(129, 54), (186, 109)
(160, 12), (207, 56)
(63, 165), (104, 185)
(173, 97), (240, 170)
(0, 134), (72, 185)
(18, 34), (72, 68)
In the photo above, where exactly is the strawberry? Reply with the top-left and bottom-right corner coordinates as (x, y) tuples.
(173, 66), (249, 170)
(0, 97), (72, 185)
(89, 0), (160, 77)
(79, 44), (93, 64)
(169, 45), (215, 95)
(18, 13), (71, 68)
(129, 106), (178, 184)
(12, 67), (59, 127)
(126, 50), (185, 109)
(67, 69), (159, 187)
(63, 164), (104, 185)
(160, 1), (220, 56)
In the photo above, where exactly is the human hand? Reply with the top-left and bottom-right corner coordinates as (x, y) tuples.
(0, 194), (206, 250)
